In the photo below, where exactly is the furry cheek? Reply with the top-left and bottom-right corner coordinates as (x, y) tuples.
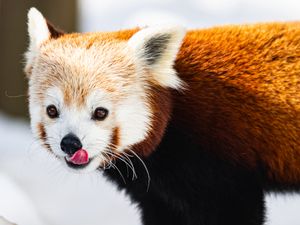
(115, 94), (152, 151)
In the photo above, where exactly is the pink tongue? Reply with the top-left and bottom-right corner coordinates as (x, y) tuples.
(69, 149), (89, 165)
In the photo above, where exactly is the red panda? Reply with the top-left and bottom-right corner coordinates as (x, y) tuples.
(25, 7), (300, 225)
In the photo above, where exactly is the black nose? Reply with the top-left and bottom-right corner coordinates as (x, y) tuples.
(60, 133), (82, 155)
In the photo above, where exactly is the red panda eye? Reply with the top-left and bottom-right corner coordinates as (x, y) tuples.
(93, 107), (109, 121)
(46, 105), (59, 119)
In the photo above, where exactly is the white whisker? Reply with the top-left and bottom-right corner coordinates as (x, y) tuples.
(128, 149), (151, 192)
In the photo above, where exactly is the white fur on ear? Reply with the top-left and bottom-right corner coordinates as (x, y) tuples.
(25, 8), (51, 75)
(128, 26), (186, 89)
(27, 7), (50, 48)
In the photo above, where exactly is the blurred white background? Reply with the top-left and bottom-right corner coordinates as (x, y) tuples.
(1, 0), (300, 224)
(78, 0), (300, 31)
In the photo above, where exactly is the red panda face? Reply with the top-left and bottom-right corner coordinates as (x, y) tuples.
(27, 40), (153, 172)
(25, 8), (185, 172)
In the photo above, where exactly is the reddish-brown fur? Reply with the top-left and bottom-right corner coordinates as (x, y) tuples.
(174, 23), (300, 186)
(37, 122), (51, 152)
(111, 127), (120, 148)
(105, 23), (300, 186)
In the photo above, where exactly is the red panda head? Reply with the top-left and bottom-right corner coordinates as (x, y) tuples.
(25, 8), (186, 172)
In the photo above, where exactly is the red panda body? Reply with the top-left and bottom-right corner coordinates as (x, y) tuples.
(110, 23), (300, 188)
(102, 24), (300, 225)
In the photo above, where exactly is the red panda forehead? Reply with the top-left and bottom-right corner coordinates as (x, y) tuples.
(39, 31), (136, 68)
(32, 36), (141, 105)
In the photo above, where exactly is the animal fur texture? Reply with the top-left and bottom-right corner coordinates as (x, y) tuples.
(25, 8), (300, 225)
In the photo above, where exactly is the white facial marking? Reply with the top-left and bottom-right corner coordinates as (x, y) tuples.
(116, 93), (152, 149)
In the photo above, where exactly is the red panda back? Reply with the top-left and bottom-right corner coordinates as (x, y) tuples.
(173, 22), (300, 186)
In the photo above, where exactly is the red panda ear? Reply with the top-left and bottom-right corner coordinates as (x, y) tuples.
(128, 26), (186, 89)
(27, 7), (64, 49)
(25, 7), (64, 76)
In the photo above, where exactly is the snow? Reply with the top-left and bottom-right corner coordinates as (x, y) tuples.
(0, 172), (43, 225)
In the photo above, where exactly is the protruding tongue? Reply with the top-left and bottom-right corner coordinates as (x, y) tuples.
(68, 149), (89, 165)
